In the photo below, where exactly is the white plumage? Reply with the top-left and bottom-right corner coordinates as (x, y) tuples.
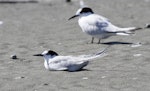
(69, 7), (142, 44)
(34, 46), (109, 72)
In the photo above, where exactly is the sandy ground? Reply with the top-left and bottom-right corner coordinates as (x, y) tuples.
(0, 0), (150, 91)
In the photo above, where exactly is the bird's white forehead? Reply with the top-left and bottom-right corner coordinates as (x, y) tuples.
(76, 8), (82, 15)
(42, 50), (48, 55)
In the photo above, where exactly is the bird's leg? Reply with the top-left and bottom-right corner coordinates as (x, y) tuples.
(97, 39), (101, 44)
(91, 37), (94, 43)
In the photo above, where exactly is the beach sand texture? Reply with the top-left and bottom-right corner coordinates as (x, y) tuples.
(0, 0), (150, 91)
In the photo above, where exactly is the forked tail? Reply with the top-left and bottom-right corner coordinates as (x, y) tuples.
(116, 27), (143, 36)
(116, 23), (150, 36)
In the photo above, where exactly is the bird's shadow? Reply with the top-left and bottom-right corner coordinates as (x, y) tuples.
(79, 69), (91, 71)
(68, 69), (91, 72)
(101, 41), (133, 45)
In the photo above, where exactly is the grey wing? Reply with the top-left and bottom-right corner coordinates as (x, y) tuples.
(95, 15), (110, 30)
(94, 15), (120, 33)
(96, 21), (109, 28)
(49, 56), (73, 71)
(96, 21), (118, 33)
(51, 56), (88, 71)
(51, 56), (83, 65)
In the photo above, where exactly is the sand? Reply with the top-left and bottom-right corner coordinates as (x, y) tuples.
(0, 0), (150, 91)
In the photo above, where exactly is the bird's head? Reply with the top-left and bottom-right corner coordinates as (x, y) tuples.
(68, 7), (94, 20)
(33, 50), (58, 58)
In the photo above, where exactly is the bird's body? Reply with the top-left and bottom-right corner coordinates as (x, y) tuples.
(69, 7), (142, 43)
(78, 14), (115, 39)
(34, 47), (108, 72)
(44, 55), (89, 71)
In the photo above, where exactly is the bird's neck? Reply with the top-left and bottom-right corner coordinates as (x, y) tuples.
(43, 55), (57, 70)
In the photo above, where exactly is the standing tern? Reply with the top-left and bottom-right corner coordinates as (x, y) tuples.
(33, 47), (109, 72)
(68, 7), (146, 44)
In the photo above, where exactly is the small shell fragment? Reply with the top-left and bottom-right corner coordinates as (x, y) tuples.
(133, 54), (142, 57)
(0, 21), (3, 25)
(131, 42), (142, 48)
(82, 77), (88, 80)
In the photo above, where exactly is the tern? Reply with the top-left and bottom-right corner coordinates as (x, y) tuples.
(69, 7), (145, 44)
(33, 47), (109, 72)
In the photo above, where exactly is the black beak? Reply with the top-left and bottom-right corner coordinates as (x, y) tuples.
(68, 15), (79, 20)
(33, 54), (43, 56)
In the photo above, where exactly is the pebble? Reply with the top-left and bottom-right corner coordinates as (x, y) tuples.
(43, 83), (49, 86)
(66, 0), (71, 2)
(146, 23), (150, 28)
(14, 76), (25, 79)
(10, 54), (18, 59)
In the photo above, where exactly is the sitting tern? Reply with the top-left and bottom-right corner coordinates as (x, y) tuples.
(33, 47), (109, 72)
